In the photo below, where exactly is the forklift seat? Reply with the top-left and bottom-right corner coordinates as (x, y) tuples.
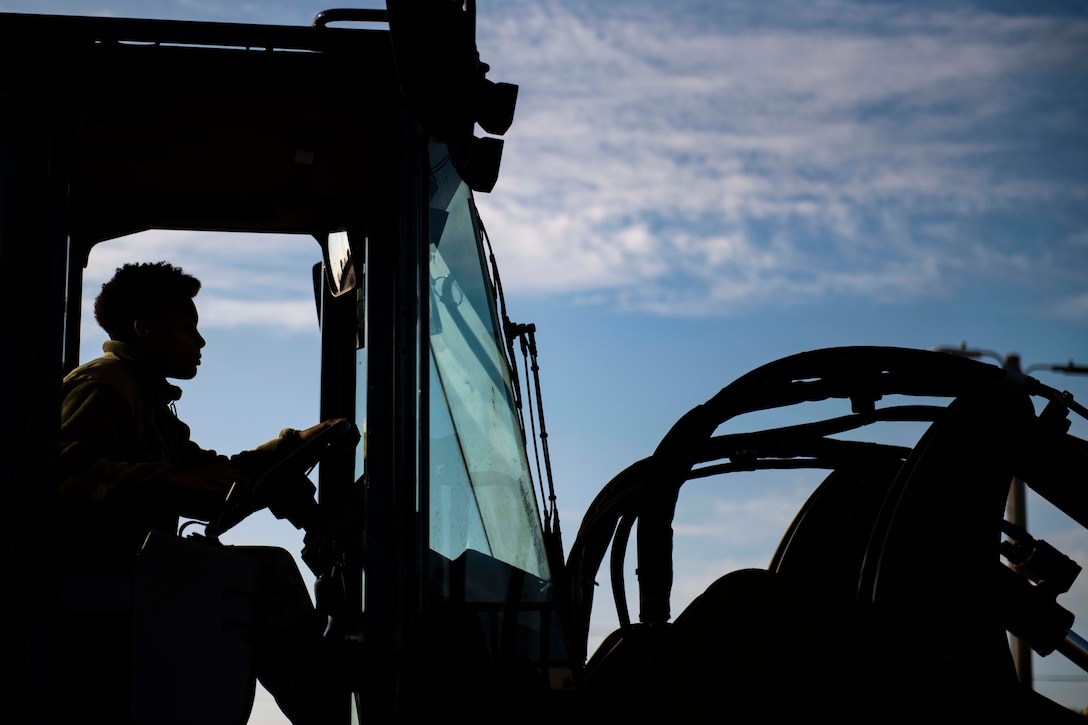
(56, 531), (259, 725)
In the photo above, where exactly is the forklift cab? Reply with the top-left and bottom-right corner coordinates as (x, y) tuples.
(0, 5), (570, 723)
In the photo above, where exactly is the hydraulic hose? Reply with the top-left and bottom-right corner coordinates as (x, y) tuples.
(1057, 630), (1088, 674)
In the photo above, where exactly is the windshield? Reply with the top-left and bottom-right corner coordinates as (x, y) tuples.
(426, 143), (549, 581)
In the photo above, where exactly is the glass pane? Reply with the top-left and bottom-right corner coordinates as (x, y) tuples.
(427, 142), (549, 582)
(355, 341), (367, 478)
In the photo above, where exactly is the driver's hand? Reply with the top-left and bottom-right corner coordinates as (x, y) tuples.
(298, 418), (354, 443)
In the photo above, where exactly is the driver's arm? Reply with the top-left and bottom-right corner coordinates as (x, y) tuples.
(174, 419), (351, 518)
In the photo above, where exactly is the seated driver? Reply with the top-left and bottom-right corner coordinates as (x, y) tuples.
(57, 260), (346, 724)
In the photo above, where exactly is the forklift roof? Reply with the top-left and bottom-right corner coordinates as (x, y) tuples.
(0, 11), (398, 247)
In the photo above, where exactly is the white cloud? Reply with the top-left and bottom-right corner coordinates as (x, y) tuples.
(82, 229), (321, 333)
(1042, 292), (1088, 327)
(475, 1), (1088, 316)
(194, 296), (318, 332)
(50, 1), (1088, 327)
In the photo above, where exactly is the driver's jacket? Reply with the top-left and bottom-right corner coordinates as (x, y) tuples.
(58, 340), (302, 575)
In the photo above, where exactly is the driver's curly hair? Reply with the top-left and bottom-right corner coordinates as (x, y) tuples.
(94, 261), (201, 342)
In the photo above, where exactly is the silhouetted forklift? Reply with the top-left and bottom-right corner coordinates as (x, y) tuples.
(568, 347), (1088, 723)
(1, 3), (1085, 724)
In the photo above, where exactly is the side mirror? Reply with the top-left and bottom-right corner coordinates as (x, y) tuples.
(323, 230), (357, 297)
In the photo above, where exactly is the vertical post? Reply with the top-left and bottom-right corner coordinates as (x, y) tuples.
(315, 261), (360, 725)
(359, 114), (427, 723)
(0, 90), (69, 725)
(1003, 353), (1033, 689)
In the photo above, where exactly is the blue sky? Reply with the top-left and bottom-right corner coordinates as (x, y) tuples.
(9, 0), (1087, 717)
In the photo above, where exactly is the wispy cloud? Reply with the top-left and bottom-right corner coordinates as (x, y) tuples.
(1042, 292), (1088, 326)
(53, 0), (1088, 327)
(475, 1), (1088, 316)
(82, 230), (321, 334)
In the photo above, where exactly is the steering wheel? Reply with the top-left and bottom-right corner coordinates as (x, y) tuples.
(206, 420), (359, 540)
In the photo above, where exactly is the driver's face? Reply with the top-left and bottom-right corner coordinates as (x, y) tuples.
(139, 298), (206, 380)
